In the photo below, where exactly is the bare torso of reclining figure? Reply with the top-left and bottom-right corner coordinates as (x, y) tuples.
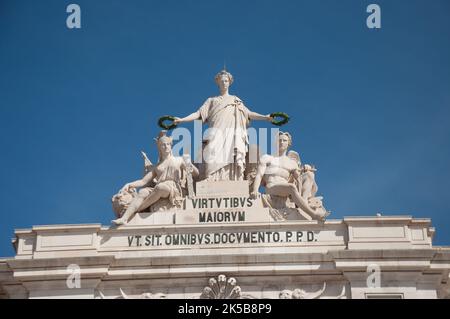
(262, 155), (299, 189)
(257, 154), (322, 219)
(251, 132), (327, 221)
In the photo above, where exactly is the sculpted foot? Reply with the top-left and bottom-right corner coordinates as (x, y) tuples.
(312, 209), (330, 222)
(112, 218), (127, 226)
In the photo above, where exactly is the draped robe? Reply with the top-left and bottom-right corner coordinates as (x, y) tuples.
(198, 95), (250, 180)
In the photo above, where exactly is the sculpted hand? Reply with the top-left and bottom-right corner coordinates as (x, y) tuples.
(121, 184), (133, 193)
(173, 117), (182, 125)
(266, 114), (274, 122)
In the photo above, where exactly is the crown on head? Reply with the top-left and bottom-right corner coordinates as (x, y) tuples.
(214, 69), (234, 85)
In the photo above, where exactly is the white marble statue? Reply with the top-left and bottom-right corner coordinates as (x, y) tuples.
(301, 164), (318, 200)
(112, 131), (199, 226)
(174, 69), (273, 181)
(251, 131), (329, 221)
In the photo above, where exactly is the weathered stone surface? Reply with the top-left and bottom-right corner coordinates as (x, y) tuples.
(1, 215), (449, 299)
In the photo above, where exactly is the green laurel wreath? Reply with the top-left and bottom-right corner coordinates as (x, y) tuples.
(270, 112), (290, 126)
(157, 115), (178, 130)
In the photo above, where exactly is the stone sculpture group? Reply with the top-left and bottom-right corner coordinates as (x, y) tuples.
(112, 70), (329, 225)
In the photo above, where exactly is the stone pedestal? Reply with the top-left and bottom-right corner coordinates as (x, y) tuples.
(1, 180), (449, 299)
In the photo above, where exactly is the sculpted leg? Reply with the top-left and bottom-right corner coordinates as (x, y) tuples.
(266, 183), (323, 220)
(112, 191), (146, 226)
(112, 185), (171, 226)
(137, 184), (171, 211)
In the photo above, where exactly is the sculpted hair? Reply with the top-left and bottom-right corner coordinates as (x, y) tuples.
(155, 130), (173, 145)
(214, 70), (234, 86)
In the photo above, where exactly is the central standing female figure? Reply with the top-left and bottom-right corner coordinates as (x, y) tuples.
(174, 70), (272, 181)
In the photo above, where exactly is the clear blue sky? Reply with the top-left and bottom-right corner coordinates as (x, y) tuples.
(0, 0), (449, 257)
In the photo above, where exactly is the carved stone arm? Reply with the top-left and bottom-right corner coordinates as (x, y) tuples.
(248, 111), (272, 121)
(122, 170), (155, 192)
(251, 159), (267, 198)
(174, 111), (201, 124)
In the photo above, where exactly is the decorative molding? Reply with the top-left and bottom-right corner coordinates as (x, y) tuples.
(279, 282), (327, 299)
(278, 282), (346, 299)
(98, 288), (166, 299)
(200, 275), (255, 299)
